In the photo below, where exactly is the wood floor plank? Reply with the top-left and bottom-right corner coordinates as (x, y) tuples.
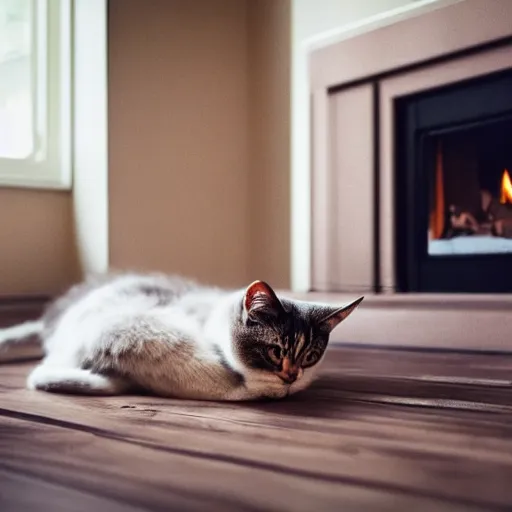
(0, 414), (476, 512)
(2, 347), (512, 511)
(1, 389), (511, 508)
(0, 469), (147, 512)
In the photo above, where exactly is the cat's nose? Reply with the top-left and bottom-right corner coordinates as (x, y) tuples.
(277, 358), (301, 384)
(279, 372), (298, 384)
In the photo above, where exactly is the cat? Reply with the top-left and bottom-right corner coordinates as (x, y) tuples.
(0, 272), (363, 401)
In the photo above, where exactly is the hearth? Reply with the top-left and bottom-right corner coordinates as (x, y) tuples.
(396, 71), (512, 293)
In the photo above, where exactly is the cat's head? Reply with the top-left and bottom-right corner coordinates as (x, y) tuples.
(232, 280), (363, 397)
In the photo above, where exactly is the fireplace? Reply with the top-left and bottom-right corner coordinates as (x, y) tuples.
(396, 71), (512, 293)
(308, 0), (512, 297)
(305, 0), (512, 349)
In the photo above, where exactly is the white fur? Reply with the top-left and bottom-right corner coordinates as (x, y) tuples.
(0, 320), (43, 346)
(27, 366), (129, 394)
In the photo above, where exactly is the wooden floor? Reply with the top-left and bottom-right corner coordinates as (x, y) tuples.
(2, 347), (512, 512)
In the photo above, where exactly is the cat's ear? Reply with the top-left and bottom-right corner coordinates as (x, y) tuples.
(244, 280), (284, 323)
(317, 296), (364, 333)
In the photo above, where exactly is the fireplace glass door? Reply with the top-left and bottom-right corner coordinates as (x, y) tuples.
(428, 119), (512, 256)
(396, 71), (512, 293)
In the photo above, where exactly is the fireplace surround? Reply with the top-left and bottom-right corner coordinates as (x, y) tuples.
(309, 0), (512, 295)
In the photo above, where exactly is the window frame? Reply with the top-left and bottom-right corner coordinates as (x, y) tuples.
(0, 0), (72, 189)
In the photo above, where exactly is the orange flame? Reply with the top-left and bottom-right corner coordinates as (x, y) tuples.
(500, 169), (512, 204)
(431, 141), (445, 239)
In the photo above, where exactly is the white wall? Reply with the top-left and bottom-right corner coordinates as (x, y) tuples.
(73, 0), (109, 276)
(293, 0), (417, 43)
(291, 0), (425, 291)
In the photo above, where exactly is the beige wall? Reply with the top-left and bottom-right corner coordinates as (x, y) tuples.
(109, 0), (249, 287)
(248, 0), (291, 289)
(0, 189), (79, 296)
(109, 0), (291, 288)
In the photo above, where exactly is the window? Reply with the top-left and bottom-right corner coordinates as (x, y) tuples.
(0, 0), (71, 188)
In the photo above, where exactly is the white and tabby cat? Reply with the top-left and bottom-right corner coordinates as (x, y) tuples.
(0, 273), (363, 401)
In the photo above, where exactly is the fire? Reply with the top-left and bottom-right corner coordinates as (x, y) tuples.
(500, 169), (512, 204)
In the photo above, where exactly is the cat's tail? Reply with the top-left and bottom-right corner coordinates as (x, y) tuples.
(0, 320), (45, 362)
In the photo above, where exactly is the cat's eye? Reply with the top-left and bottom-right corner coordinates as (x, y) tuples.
(267, 346), (282, 364)
(302, 351), (320, 368)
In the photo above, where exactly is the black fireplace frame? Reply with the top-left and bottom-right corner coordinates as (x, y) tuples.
(395, 70), (512, 293)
